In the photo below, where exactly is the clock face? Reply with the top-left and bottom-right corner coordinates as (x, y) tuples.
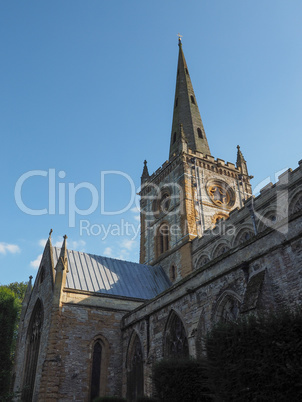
(206, 180), (235, 208)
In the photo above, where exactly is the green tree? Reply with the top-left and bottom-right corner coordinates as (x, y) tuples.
(4, 282), (27, 302)
(0, 287), (20, 398)
(206, 309), (302, 401)
(0, 281), (28, 400)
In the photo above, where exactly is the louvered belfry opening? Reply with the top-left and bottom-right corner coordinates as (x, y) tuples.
(22, 299), (43, 402)
(127, 335), (144, 401)
(90, 340), (102, 401)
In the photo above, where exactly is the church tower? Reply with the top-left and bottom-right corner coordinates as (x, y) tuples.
(139, 39), (252, 282)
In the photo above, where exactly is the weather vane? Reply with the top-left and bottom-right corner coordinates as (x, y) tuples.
(177, 33), (183, 42)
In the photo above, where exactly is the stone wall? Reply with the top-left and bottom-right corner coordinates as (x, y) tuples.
(122, 201), (302, 398)
(13, 241), (55, 401)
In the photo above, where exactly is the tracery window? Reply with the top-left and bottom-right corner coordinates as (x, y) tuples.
(215, 294), (241, 324)
(165, 313), (189, 358)
(127, 335), (144, 401)
(90, 340), (102, 401)
(22, 299), (43, 402)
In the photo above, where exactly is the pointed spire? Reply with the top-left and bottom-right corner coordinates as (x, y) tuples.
(141, 160), (150, 183)
(169, 40), (211, 159)
(24, 275), (33, 302)
(236, 145), (249, 176)
(53, 235), (68, 306)
(55, 235), (68, 273)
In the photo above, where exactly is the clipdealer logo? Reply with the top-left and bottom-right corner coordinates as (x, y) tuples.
(14, 169), (137, 227)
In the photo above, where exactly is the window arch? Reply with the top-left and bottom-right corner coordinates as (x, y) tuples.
(212, 242), (230, 259)
(157, 222), (169, 256)
(164, 312), (189, 358)
(289, 191), (302, 215)
(89, 336), (109, 400)
(234, 228), (254, 246)
(196, 255), (210, 269)
(127, 334), (144, 401)
(197, 128), (203, 139)
(90, 340), (102, 401)
(190, 95), (195, 104)
(22, 299), (43, 402)
(213, 291), (242, 324)
(170, 265), (176, 281)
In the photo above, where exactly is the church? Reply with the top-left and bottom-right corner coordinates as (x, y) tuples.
(13, 39), (302, 401)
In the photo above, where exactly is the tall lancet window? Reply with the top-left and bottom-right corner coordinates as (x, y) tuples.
(127, 335), (144, 401)
(165, 312), (189, 359)
(90, 340), (102, 401)
(157, 222), (169, 257)
(22, 299), (43, 402)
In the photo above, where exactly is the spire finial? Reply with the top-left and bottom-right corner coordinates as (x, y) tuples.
(177, 33), (183, 45)
(49, 228), (53, 238)
(141, 160), (150, 181)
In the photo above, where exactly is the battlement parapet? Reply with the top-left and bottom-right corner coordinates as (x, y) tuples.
(192, 160), (302, 269)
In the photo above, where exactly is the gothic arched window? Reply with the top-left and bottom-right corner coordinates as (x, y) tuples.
(157, 223), (169, 256)
(165, 313), (189, 359)
(170, 265), (176, 281)
(197, 128), (203, 139)
(22, 299), (43, 402)
(90, 340), (102, 401)
(127, 335), (144, 401)
(214, 292), (242, 324)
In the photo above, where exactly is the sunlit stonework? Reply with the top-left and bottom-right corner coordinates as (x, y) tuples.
(207, 180), (235, 208)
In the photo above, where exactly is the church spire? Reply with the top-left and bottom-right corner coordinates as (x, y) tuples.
(236, 145), (249, 176)
(141, 160), (150, 183)
(169, 39), (211, 159)
(53, 235), (68, 306)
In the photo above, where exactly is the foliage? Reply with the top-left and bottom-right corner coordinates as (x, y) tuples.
(3, 282), (27, 302)
(0, 287), (20, 398)
(153, 358), (211, 402)
(206, 308), (302, 401)
(0, 282), (28, 400)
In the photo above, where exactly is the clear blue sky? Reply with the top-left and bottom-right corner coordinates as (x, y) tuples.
(1, 0), (302, 285)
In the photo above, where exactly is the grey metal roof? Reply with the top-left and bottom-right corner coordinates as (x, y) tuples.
(53, 247), (171, 299)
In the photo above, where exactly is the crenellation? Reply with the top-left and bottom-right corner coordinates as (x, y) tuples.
(260, 182), (274, 193)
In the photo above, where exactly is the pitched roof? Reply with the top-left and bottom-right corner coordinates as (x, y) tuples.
(53, 247), (171, 300)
